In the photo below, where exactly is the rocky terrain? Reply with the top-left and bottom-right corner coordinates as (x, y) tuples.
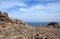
(0, 11), (60, 39)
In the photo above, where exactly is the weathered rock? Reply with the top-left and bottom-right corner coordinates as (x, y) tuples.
(0, 11), (2, 16)
(48, 22), (58, 26)
(0, 12), (9, 22)
(3, 12), (8, 17)
(47, 22), (59, 28)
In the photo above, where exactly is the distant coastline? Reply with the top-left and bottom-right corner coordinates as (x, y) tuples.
(26, 22), (60, 26)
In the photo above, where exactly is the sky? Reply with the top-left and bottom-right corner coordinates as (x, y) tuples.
(0, 0), (60, 22)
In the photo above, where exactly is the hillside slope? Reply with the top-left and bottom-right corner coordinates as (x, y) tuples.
(0, 11), (60, 39)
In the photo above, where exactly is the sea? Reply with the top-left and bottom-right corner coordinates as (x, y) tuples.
(26, 22), (60, 26)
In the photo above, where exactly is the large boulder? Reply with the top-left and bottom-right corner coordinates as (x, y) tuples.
(3, 12), (8, 17)
(0, 12), (9, 22)
(0, 11), (2, 16)
(47, 22), (59, 28)
(0, 12), (8, 17)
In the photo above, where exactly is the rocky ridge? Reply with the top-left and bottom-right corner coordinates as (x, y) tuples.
(0, 11), (60, 39)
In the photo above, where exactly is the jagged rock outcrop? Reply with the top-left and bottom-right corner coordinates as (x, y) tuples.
(0, 11), (9, 22)
(0, 11), (60, 39)
(47, 22), (58, 26)
(47, 22), (60, 28)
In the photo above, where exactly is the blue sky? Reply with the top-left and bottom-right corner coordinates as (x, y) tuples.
(0, 0), (60, 22)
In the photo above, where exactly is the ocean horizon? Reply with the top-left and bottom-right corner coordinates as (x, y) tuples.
(26, 22), (60, 26)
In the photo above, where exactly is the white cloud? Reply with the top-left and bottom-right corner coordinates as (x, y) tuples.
(19, 2), (60, 12)
(32, 3), (60, 10)
(0, 0), (60, 22)
(19, 8), (27, 11)
(0, 0), (27, 10)
(17, 2), (60, 22)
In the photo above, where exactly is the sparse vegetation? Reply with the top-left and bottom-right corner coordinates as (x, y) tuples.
(0, 12), (60, 39)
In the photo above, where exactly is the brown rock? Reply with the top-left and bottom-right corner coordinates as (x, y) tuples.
(0, 11), (2, 16)
(3, 12), (8, 17)
(47, 22), (58, 28)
